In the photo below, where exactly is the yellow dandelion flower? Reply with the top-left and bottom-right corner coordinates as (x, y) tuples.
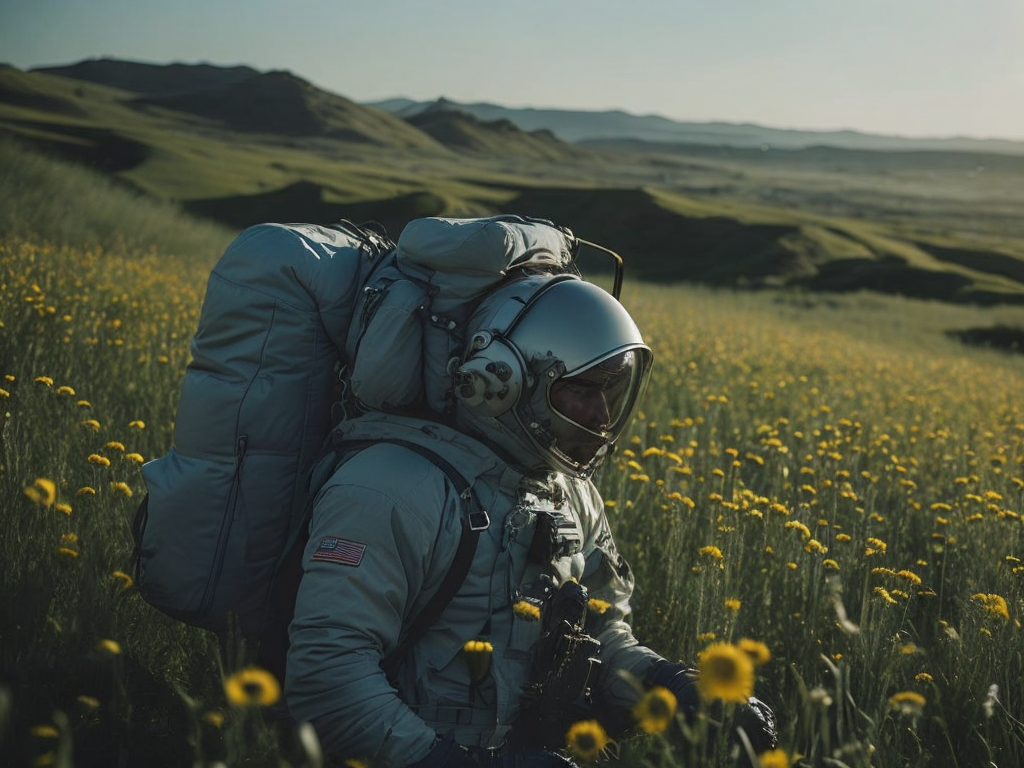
(56, 386), (75, 396)
(76, 695), (100, 710)
(60, 533), (78, 545)
(737, 638), (771, 666)
(786, 562), (798, 570)
(971, 593), (1010, 622)
(24, 478), (57, 506)
(697, 631), (717, 642)
(805, 539), (828, 555)
(76, 399), (92, 409)
(87, 454), (111, 467)
(873, 587), (898, 605)
(202, 709), (225, 728)
(110, 481), (133, 498)
(629, 473), (650, 483)
(95, 639), (121, 656)
(823, 559), (840, 571)
(80, 419), (101, 431)
(77, 486), (97, 497)
(31, 724), (60, 739)
(224, 666), (281, 707)
(632, 686), (677, 734)
(127, 420), (146, 429)
(724, 598), (742, 612)
(588, 598), (611, 615)
(57, 547), (79, 559)
(897, 570), (922, 585)
(836, 533), (851, 542)
(698, 545), (723, 560)
(104, 441), (125, 452)
(758, 750), (794, 768)
(112, 570), (134, 590)
(35, 376), (54, 387)
(697, 642), (754, 703)
(565, 719), (610, 762)
(462, 640), (493, 681)
(915, 672), (933, 683)
(889, 690), (926, 716)
(785, 520), (811, 540)
(513, 600), (541, 621)
(124, 452), (145, 464)
(55, 501), (72, 515)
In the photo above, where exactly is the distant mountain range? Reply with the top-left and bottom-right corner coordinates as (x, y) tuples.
(4, 57), (1024, 308)
(372, 97), (1024, 156)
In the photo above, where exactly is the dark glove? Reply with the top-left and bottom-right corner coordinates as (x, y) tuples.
(406, 732), (476, 768)
(733, 695), (778, 755)
(643, 659), (701, 720)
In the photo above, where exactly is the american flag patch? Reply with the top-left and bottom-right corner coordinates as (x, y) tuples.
(311, 536), (366, 567)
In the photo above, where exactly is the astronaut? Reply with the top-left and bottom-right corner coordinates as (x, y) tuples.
(284, 274), (775, 767)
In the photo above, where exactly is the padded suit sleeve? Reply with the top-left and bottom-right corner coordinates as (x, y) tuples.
(284, 455), (461, 768)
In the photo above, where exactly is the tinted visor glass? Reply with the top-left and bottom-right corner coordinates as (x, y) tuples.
(549, 349), (645, 438)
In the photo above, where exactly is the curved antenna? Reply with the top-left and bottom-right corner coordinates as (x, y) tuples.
(576, 238), (625, 299)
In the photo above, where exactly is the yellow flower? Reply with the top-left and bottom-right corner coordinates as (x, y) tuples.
(343, 761), (369, 768)
(96, 639), (121, 656)
(758, 750), (795, 768)
(87, 454), (111, 467)
(698, 545), (723, 560)
(971, 593), (1010, 622)
(889, 690), (926, 716)
(873, 587), (898, 605)
(587, 598), (611, 615)
(76, 695), (100, 710)
(513, 600), (541, 621)
(697, 642), (755, 703)
(80, 419), (101, 431)
(110, 481), (133, 498)
(31, 724), (60, 739)
(127, 420), (146, 429)
(823, 559), (840, 571)
(785, 520), (811, 540)
(224, 666), (281, 707)
(56, 385), (75, 396)
(54, 503), (72, 515)
(632, 686), (677, 734)
(835, 533), (852, 542)
(24, 478), (57, 506)
(897, 570), (922, 585)
(915, 672), (934, 683)
(76, 399), (92, 409)
(565, 719), (610, 762)
(724, 598), (742, 612)
(56, 547), (79, 559)
(112, 570), (134, 590)
(462, 640), (493, 681)
(737, 638), (771, 666)
(34, 376), (54, 387)
(77, 486), (97, 497)
(104, 441), (125, 452)
(0, 388), (9, 399)
(125, 452), (145, 464)
(202, 709), (226, 728)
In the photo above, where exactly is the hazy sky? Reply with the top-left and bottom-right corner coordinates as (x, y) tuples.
(3, 0), (1022, 140)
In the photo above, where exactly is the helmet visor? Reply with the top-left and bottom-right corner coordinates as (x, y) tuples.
(547, 348), (650, 466)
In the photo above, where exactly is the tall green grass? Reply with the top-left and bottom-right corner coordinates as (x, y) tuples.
(2, 144), (1023, 767)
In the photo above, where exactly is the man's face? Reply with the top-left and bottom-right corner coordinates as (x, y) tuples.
(547, 352), (639, 465)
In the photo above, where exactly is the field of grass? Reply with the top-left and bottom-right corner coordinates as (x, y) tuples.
(2, 146), (1023, 768)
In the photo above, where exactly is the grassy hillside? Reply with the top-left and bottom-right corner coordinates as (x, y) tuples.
(3, 62), (1024, 306)
(3, 150), (1024, 767)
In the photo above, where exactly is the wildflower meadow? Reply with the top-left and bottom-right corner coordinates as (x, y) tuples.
(2, 180), (1024, 765)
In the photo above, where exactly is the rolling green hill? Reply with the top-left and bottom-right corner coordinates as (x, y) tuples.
(3, 58), (1024, 306)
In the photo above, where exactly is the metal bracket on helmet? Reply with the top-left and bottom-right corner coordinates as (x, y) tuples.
(452, 335), (525, 418)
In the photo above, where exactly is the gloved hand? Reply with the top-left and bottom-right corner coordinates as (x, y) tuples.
(643, 659), (701, 719)
(733, 694), (778, 756)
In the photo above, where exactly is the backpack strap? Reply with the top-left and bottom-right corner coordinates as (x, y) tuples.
(278, 435), (490, 682)
(379, 440), (490, 681)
